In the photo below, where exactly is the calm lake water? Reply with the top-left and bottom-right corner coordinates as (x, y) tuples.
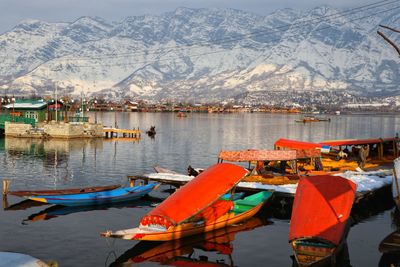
(1, 112), (400, 267)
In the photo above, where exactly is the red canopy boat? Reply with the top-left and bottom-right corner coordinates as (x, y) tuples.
(102, 163), (273, 241)
(289, 175), (357, 266)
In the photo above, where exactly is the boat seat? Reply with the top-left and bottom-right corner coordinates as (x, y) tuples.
(234, 199), (258, 207)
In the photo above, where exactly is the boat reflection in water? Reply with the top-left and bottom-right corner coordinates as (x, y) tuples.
(291, 243), (351, 267)
(21, 196), (162, 223)
(379, 209), (400, 267)
(108, 215), (271, 267)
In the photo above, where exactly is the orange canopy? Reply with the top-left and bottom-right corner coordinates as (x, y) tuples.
(289, 175), (356, 246)
(274, 138), (322, 150)
(140, 163), (248, 228)
(218, 150), (298, 162)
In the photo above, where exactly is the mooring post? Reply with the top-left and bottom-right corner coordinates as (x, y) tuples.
(2, 195), (9, 210)
(2, 179), (10, 196)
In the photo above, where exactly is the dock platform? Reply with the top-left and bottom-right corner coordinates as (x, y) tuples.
(103, 128), (141, 138)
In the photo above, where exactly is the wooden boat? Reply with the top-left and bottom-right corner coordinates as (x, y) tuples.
(102, 163), (273, 241)
(275, 137), (400, 172)
(217, 149), (324, 185)
(289, 175), (357, 266)
(27, 183), (158, 206)
(295, 116), (330, 123)
(110, 216), (269, 266)
(5, 183), (121, 197)
(177, 112), (187, 118)
(392, 157), (400, 209)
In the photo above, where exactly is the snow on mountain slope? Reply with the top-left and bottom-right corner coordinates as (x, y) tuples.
(0, 6), (399, 101)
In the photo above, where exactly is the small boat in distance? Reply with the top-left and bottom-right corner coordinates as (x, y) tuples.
(27, 183), (158, 206)
(177, 111), (187, 118)
(102, 163), (273, 241)
(4, 183), (121, 197)
(295, 116), (330, 123)
(289, 175), (356, 266)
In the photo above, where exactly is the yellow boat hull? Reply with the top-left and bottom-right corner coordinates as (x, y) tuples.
(103, 202), (264, 241)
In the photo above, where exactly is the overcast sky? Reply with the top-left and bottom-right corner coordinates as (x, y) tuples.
(0, 0), (370, 33)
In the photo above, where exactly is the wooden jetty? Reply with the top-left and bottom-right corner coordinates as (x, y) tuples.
(103, 127), (141, 138)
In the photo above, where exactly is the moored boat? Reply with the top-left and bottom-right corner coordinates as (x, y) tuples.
(295, 116), (330, 123)
(289, 175), (357, 266)
(4, 183), (121, 197)
(217, 149), (324, 185)
(102, 163), (273, 241)
(27, 183), (158, 206)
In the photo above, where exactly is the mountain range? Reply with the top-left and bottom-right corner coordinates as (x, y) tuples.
(0, 5), (399, 102)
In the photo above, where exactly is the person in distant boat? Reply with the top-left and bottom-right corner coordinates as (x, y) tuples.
(187, 165), (199, 177)
(358, 145), (369, 169)
(338, 148), (348, 160)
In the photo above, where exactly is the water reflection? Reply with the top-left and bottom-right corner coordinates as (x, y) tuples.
(291, 243), (351, 267)
(21, 196), (162, 224)
(379, 208), (400, 266)
(3, 199), (48, 211)
(107, 215), (271, 267)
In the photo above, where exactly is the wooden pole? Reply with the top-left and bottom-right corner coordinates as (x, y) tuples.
(2, 179), (10, 196)
(2, 195), (9, 210)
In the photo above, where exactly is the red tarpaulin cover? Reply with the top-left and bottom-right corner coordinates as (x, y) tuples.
(218, 150), (298, 162)
(274, 138), (322, 150)
(289, 175), (356, 246)
(140, 163), (248, 228)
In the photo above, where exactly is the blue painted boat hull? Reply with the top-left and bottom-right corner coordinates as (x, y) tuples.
(28, 184), (157, 206)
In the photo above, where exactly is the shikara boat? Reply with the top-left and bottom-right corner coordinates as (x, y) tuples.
(275, 137), (400, 172)
(295, 116), (330, 123)
(217, 149), (324, 185)
(102, 163), (273, 241)
(289, 175), (357, 266)
(5, 183), (121, 197)
(392, 157), (400, 209)
(27, 183), (158, 206)
(109, 216), (269, 266)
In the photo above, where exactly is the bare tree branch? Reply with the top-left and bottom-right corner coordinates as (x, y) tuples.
(377, 30), (400, 57)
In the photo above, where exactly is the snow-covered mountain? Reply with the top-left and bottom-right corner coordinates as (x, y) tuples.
(0, 6), (399, 101)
